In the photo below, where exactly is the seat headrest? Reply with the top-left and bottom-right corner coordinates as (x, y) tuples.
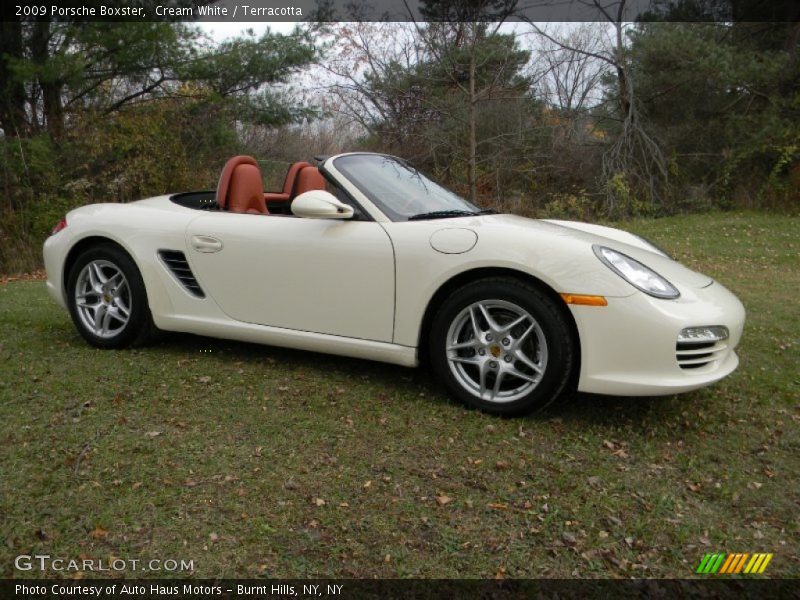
(216, 155), (258, 209)
(227, 163), (267, 214)
(295, 166), (327, 195)
(283, 161), (312, 195)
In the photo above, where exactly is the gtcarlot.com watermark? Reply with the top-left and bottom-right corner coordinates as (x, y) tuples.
(15, 554), (194, 573)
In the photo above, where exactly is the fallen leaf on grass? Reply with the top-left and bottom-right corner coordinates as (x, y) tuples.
(209, 532), (219, 542)
(487, 503), (508, 510)
(90, 526), (108, 539)
(145, 431), (161, 438)
(687, 482), (701, 493)
(313, 498), (326, 507)
(253, 446), (263, 457)
(131, 482), (142, 490)
(435, 494), (453, 506)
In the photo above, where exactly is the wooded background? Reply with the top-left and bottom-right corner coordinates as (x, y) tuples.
(1, 0), (798, 273)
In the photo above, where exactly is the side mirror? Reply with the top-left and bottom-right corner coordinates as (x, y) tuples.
(291, 190), (354, 220)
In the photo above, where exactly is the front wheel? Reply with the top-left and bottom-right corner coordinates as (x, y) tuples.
(429, 278), (576, 416)
(66, 244), (157, 348)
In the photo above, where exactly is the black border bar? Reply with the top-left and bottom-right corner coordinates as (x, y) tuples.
(4, 579), (800, 600)
(4, 0), (800, 23)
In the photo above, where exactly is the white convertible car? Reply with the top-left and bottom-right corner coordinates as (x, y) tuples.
(43, 153), (745, 415)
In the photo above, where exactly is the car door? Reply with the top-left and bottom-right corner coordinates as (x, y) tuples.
(185, 213), (395, 342)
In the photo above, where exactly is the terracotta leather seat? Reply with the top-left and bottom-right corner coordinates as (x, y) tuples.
(295, 166), (327, 195)
(263, 161), (320, 203)
(216, 156), (268, 215)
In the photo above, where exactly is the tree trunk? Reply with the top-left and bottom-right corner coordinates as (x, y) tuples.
(0, 9), (28, 136)
(31, 19), (64, 139)
(468, 50), (478, 203)
(614, 21), (631, 120)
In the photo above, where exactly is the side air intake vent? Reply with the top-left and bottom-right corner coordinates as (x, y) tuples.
(675, 326), (729, 370)
(158, 250), (205, 298)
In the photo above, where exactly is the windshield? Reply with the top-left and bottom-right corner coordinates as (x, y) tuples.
(332, 154), (481, 221)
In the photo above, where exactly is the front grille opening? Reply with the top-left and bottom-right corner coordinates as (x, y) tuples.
(677, 352), (713, 361)
(158, 250), (205, 298)
(675, 338), (727, 370)
(676, 341), (715, 352)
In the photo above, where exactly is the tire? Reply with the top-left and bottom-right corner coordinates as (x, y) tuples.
(429, 277), (576, 416)
(66, 244), (157, 349)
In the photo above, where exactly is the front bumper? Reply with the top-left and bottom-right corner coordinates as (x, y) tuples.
(43, 232), (69, 310)
(571, 281), (745, 396)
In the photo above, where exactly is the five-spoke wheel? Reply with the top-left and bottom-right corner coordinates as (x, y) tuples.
(430, 278), (576, 415)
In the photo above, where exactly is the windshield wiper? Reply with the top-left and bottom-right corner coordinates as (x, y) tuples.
(407, 209), (494, 221)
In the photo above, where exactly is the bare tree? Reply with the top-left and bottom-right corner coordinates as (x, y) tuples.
(531, 24), (608, 117)
(320, 13), (533, 202)
(415, 21), (517, 202)
(318, 22), (423, 136)
(523, 2), (669, 214)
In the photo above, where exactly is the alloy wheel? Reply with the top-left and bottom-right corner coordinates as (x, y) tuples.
(445, 299), (548, 403)
(74, 259), (131, 339)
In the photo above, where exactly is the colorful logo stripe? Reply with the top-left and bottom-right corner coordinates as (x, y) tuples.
(696, 553), (773, 574)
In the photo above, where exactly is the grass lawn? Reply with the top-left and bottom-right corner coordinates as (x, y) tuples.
(0, 211), (797, 579)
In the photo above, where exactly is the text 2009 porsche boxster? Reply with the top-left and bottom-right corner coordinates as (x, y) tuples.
(44, 153), (745, 415)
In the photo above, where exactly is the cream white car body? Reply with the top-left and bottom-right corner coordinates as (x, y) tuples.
(44, 153), (745, 397)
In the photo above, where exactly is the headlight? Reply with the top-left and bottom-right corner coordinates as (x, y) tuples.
(593, 245), (680, 299)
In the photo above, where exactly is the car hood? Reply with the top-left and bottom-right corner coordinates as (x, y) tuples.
(449, 213), (713, 289)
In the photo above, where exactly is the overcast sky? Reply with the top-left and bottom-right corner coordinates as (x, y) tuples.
(196, 21), (299, 42)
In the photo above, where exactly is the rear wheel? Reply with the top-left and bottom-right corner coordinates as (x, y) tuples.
(429, 278), (576, 416)
(66, 244), (156, 348)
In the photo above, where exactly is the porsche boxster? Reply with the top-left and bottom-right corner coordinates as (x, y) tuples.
(43, 153), (745, 415)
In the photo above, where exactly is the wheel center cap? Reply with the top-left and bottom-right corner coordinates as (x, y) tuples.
(103, 294), (112, 303)
(489, 345), (502, 358)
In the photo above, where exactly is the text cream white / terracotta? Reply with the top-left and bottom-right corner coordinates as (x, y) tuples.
(44, 153), (746, 415)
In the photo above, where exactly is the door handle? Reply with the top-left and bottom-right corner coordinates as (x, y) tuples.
(191, 235), (223, 253)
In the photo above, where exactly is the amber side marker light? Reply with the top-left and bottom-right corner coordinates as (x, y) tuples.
(560, 293), (608, 306)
